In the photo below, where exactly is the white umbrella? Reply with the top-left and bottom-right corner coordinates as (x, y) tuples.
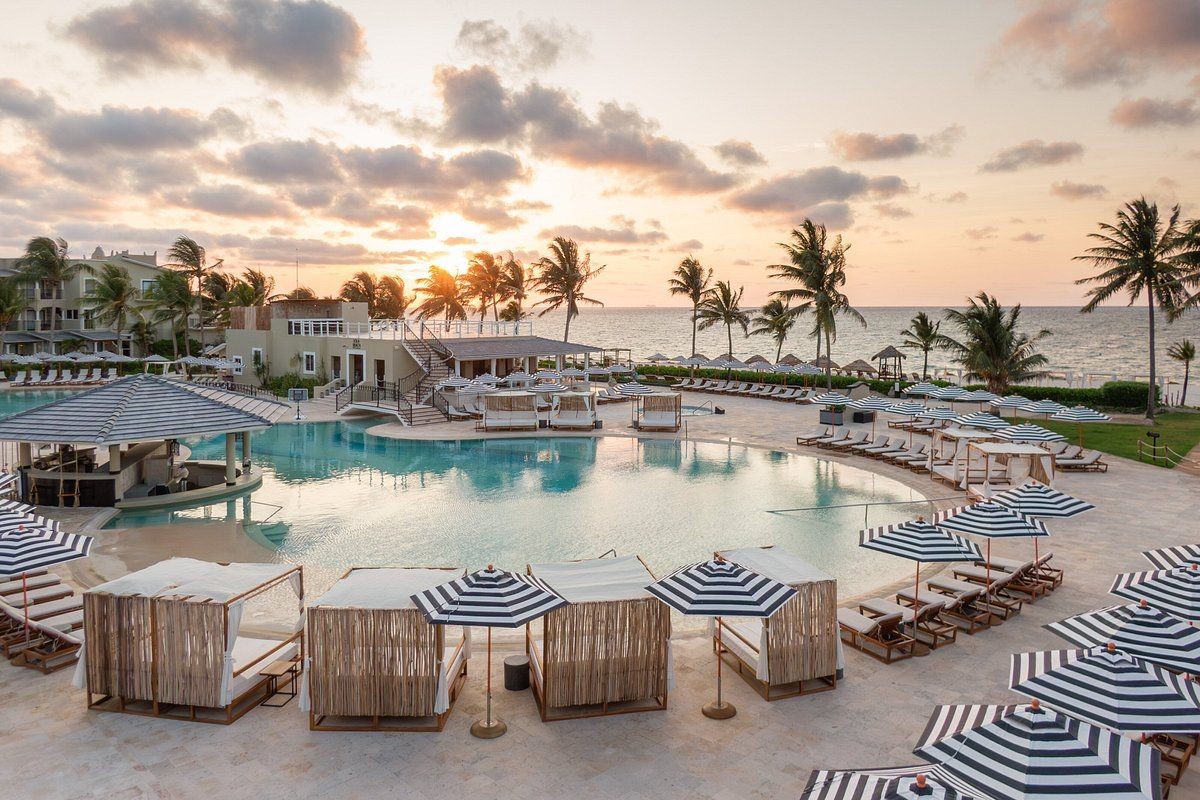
(1050, 405), (1111, 446)
(502, 371), (531, 384)
(608, 363), (634, 374)
(903, 382), (940, 396)
(532, 369), (561, 381)
(474, 373), (500, 383)
(560, 367), (586, 378)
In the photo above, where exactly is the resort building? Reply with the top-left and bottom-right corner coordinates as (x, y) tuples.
(224, 299), (604, 389)
(0, 247), (175, 355)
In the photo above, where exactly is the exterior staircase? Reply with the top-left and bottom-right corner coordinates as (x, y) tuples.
(401, 336), (454, 405)
(331, 329), (455, 427)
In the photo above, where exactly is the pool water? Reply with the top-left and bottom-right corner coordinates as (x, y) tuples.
(106, 421), (929, 596)
(0, 389), (78, 418)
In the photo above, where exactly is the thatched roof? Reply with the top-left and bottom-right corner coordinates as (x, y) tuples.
(814, 355), (839, 369)
(872, 345), (907, 361)
(842, 359), (877, 374)
(745, 354), (768, 364)
(778, 353), (802, 366)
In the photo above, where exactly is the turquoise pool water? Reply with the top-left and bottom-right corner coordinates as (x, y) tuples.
(105, 421), (928, 595)
(0, 389), (78, 418)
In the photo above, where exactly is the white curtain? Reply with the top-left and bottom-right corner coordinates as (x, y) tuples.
(220, 601), (245, 705)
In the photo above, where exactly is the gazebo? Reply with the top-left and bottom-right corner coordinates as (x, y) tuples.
(841, 359), (877, 377)
(872, 346), (907, 379)
(0, 374), (289, 508)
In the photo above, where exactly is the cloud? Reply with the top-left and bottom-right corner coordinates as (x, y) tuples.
(42, 105), (246, 155)
(713, 139), (766, 166)
(940, 191), (969, 203)
(457, 201), (526, 232)
(65, 0), (366, 94)
(1049, 179), (1108, 199)
(455, 18), (588, 73)
(873, 203), (913, 218)
(996, 0), (1200, 88)
(165, 183), (294, 218)
(674, 239), (703, 251)
(0, 79), (58, 120)
(1110, 96), (1200, 128)
(432, 65), (736, 194)
(965, 226), (998, 240)
(726, 166), (911, 227)
(443, 236), (477, 246)
(829, 125), (963, 161)
(1012, 232), (1045, 242)
(537, 217), (668, 244)
(980, 139), (1084, 172)
(230, 139), (343, 183)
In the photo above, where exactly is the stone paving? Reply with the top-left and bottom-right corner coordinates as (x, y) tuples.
(3, 388), (1198, 799)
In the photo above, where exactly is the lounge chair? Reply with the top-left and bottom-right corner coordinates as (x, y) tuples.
(870, 440), (910, 460)
(884, 443), (926, 465)
(812, 429), (855, 448)
(795, 428), (829, 446)
(675, 378), (699, 390)
(929, 572), (1023, 622)
(1059, 444), (1083, 459)
(858, 596), (958, 650)
(766, 386), (792, 400)
(837, 608), (914, 663)
(11, 370), (26, 385)
(102, 368), (117, 382)
(746, 384), (772, 398)
(26, 370), (43, 385)
(826, 430), (869, 451)
(719, 382), (750, 394)
(70, 369), (90, 384)
(41, 369), (58, 385)
(3, 595), (83, 624)
(793, 389), (815, 404)
(1044, 441), (1071, 456)
(3, 583), (72, 607)
(955, 562), (1047, 602)
(1059, 450), (1107, 472)
(0, 573), (60, 597)
(0, 607), (82, 657)
(7, 616), (83, 673)
(899, 584), (992, 634)
(856, 436), (895, 455)
(984, 554), (1063, 591)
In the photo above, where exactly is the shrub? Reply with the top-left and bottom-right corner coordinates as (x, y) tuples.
(262, 371), (327, 397)
(1100, 380), (1157, 411)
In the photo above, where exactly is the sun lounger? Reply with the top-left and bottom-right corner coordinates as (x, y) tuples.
(837, 608), (913, 663)
(793, 389), (815, 404)
(795, 428), (830, 446)
(900, 583), (991, 634)
(1044, 441), (1070, 456)
(858, 597), (957, 650)
(3, 584), (72, 607)
(826, 430), (869, 451)
(955, 562), (1047, 602)
(870, 440), (911, 460)
(987, 553), (1062, 589)
(675, 378), (698, 390)
(0, 608), (83, 657)
(1059, 444), (1083, 459)
(56, 369), (74, 384)
(1058, 450), (1107, 472)
(812, 429), (854, 448)
(930, 572), (1022, 621)
(745, 384), (771, 397)
(70, 369), (90, 384)
(0, 573), (60, 597)
(26, 370), (43, 385)
(885, 444), (926, 465)
(766, 387), (792, 400)
(104, 368), (118, 382)
(42, 369), (59, 384)
(12, 370), (26, 385)
(9, 615), (84, 674)
(857, 436), (896, 455)
(7, 595), (83, 623)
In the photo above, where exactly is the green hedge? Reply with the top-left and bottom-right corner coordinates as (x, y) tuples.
(637, 365), (1154, 412)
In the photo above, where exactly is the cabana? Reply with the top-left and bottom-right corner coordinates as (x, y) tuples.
(526, 555), (671, 721)
(478, 390), (538, 431)
(965, 441), (1055, 495)
(636, 392), (682, 432)
(927, 427), (1002, 487)
(841, 359), (877, 377)
(304, 567), (470, 732)
(76, 558), (303, 724)
(549, 391), (596, 430)
(872, 346), (907, 379)
(712, 546), (841, 700)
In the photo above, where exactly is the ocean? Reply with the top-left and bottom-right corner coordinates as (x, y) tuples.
(530, 306), (1200, 403)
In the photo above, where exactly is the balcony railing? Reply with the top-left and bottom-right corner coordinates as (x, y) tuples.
(284, 318), (533, 340)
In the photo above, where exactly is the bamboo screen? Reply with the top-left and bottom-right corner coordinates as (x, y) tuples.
(543, 598), (670, 708)
(765, 579), (838, 685)
(152, 598), (226, 707)
(641, 394), (679, 414)
(557, 393), (590, 412)
(307, 606), (440, 719)
(84, 593), (154, 701)
(485, 393), (535, 412)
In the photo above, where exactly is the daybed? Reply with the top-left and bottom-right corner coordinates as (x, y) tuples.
(549, 392), (596, 430)
(637, 392), (682, 432)
(478, 391), (538, 431)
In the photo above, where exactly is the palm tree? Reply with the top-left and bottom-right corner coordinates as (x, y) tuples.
(129, 319), (153, 357)
(667, 256), (713, 357)
(414, 265), (467, 321)
(749, 298), (798, 362)
(1168, 340), (1195, 407)
(339, 271), (382, 315)
(13, 236), (85, 333)
(768, 219), (864, 388)
(142, 270), (194, 360)
(272, 286), (317, 301)
(166, 236), (217, 352)
(534, 237), (605, 341)
(375, 276), (410, 318)
(696, 281), (750, 368)
(463, 252), (506, 320)
(0, 278), (28, 331)
(500, 253), (534, 321)
(935, 292), (1050, 393)
(80, 264), (141, 348)
(240, 268), (276, 305)
(1074, 198), (1198, 419)
(901, 311), (941, 379)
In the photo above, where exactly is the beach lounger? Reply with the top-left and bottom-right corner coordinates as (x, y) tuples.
(885, 444), (926, 465)
(930, 573), (1022, 622)
(69, 369), (89, 384)
(8, 595), (83, 622)
(26, 370), (43, 385)
(12, 370), (26, 385)
(3, 584), (72, 607)
(858, 597), (958, 650)
(675, 378), (698, 390)
(870, 440), (910, 460)
(1059, 444), (1083, 459)
(767, 387), (793, 400)
(102, 368), (117, 382)
(0, 573), (59, 597)
(856, 436), (896, 455)
(9, 616), (84, 674)
(836, 608), (913, 663)
(745, 384), (772, 397)
(812, 429), (854, 448)
(87, 367), (103, 383)
(981, 553), (1062, 591)
(0, 609), (82, 657)
(793, 389), (815, 404)
(1058, 450), (1107, 472)
(900, 583), (991, 634)
(1044, 441), (1071, 456)
(955, 562), (1047, 602)
(795, 428), (830, 446)
(56, 369), (73, 384)
(41, 369), (58, 385)
(826, 430), (869, 451)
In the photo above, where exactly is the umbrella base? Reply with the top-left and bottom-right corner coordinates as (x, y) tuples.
(470, 718), (507, 739)
(702, 701), (736, 720)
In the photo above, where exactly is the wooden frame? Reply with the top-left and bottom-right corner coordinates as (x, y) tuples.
(713, 547), (840, 699)
(84, 564), (304, 725)
(525, 555), (670, 721)
(307, 566), (469, 733)
(837, 610), (914, 664)
(636, 393), (682, 432)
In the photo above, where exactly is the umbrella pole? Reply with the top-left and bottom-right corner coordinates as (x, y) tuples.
(470, 626), (507, 739)
(702, 617), (736, 720)
(22, 571), (30, 645)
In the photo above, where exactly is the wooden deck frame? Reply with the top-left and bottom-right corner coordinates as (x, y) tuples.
(711, 547), (840, 700)
(306, 566), (470, 733)
(525, 555), (670, 722)
(83, 563), (304, 726)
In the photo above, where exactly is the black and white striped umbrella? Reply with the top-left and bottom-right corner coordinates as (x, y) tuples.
(931, 386), (968, 401)
(996, 423), (1066, 443)
(848, 396), (895, 411)
(951, 411), (1010, 431)
(903, 382), (940, 396)
(0, 525), (93, 577)
(959, 389), (998, 404)
(887, 401), (928, 417)
(0, 511), (58, 538)
(1141, 543), (1200, 571)
(860, 520), (983, 563)
(1111, 565), (1200, 622)
(1020, 399), (1067, 416)
(802, 765), (981, 799)
(990, 481), (1095, 518)
(934, 502), (1049, 539)
(1052, 405), (1111, 423)
(917, 407), (960, 421)
(914, 702), (1161, 800)
(411, 566), (567, 628)
(812, 391), (853, 406)
(1045, 603), (1200, 676)
(646, 559), (796, 618)
(1010, 645), (1200, 734)
(989, 394), (1031, 410)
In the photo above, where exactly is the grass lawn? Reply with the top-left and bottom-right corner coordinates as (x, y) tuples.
(1022, 412), (1200, 467)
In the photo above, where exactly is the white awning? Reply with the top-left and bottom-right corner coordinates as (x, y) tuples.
(311, 567), (465, 610)
(530, 554), (656, 602)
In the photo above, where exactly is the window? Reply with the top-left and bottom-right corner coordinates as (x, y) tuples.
(140, 279), (155, 295)
(302, 351), (317, 375)
(251, 347), (264, 366)
(84, 279), (97, 294)
(64, 309), (79, 320)
(231, 355), (244, 376)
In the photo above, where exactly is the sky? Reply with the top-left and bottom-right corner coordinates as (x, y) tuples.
(1, 0), (1198, 307)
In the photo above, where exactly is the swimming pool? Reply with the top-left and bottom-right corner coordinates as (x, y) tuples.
(105, 421), (929, 596)
(0, 389), (78, 418)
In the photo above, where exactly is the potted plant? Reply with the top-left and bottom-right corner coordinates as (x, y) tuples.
(819, 404), (845, 426)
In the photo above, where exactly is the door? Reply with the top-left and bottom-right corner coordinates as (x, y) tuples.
(330, 355), (341, 380)
(374, 359), (386, 388)
(348, 352), (365, 384)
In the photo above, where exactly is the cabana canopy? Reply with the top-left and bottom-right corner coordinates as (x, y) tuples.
(872, 346), (906, 361)
(0, 374), (288, 445)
